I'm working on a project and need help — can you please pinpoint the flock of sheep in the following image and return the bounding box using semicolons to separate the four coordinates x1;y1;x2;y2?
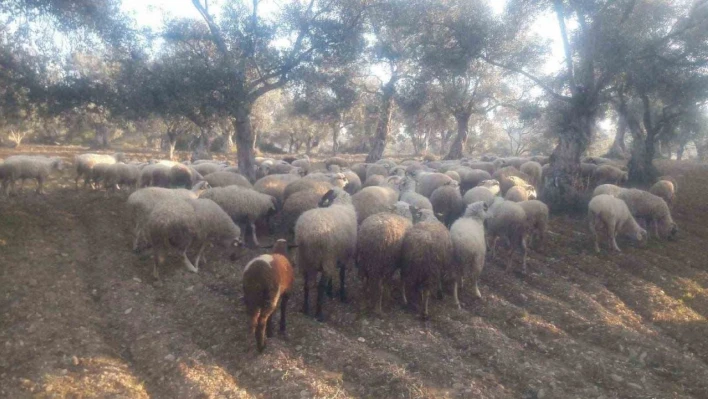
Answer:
0;151;679;352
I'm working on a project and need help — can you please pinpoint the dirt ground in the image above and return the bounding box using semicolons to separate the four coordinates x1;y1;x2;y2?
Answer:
1;146;708;398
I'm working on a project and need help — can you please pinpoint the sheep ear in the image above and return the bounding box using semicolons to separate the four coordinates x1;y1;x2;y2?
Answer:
483;203;489;211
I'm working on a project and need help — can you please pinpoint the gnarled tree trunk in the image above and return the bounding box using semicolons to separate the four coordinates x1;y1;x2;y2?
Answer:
606;112;628;159
332;123;340;154
93;125;111;149
234;105;257;182
445;111;471;160
627;94;660;185
366;81;395;163
221;131;234;153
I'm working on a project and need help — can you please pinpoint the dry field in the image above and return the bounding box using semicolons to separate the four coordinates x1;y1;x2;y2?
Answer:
1;146;708;398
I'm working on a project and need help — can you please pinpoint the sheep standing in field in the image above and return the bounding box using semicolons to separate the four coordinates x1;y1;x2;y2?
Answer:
478;179;501;195
414;172;454;198
291;155;310;174
190;198;242;269
520;161;543;187
588;194;647;253
430;182;465;227
486;199;529;274
2;156;64;195
280;190;323;233
401;205;453;319
324;156;350;169
357;212;412;313
518;200;549;249
398;177;434;210
139;163;171;188
593;164;628;186
617;188;678;240
283;173;347;202
169;164;204;189
146;197;200;279
200;186;277;247
365;164;389;181
191;162;223;176
504;184;537;202
204;171;252;188
253;174;300;206
650;180;676;209
243;239;294;353
592;183;623;198
463;186;497;206
74;153;124;189
295;188;357;321
104;163;141;192
492;166;533;195
450;167;492;193
450;202;488;305
351;186;399;224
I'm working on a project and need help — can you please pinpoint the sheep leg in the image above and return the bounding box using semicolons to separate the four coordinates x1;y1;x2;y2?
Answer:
265;313;274;338
181;241;199;273
608;222;621;252
471;256;482;299
339;262;347;303
315;274;327;322
453;280;461;310
250;221;260;247
302;273;310;315
521;236;528;274
491;236;499;259
36;177;45;195
256;312;272;353
152;248;165;280
193;242;207;270
421;290;430;320
590;216;600;253
652;219;659;239
279;293;289;334
376;279;384;314
326;277;334;298
401;279;408;306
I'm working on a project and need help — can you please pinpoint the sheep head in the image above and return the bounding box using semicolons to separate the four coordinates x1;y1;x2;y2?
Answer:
318;189;337;208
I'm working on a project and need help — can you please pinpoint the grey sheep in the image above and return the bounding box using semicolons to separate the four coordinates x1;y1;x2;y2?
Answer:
463;186;497;206
341;169;362;194
104;163;141;192
520;161;543;187
191;162;224;176
201;186;278;246
649;180;676;209
146;198;198;278
363;174;387;188
518;200;549;249
492;166;533;195
617;188;678;240
169;163;204;189
324;156;350;169
398;177;434;211
365;164;389;181
253;173;301;206
430;182;465;227
477;179;501;195
592;183;623;198
350;163;368;183
74;153;125;189
204;171;253;189
588;194;647;253
283;179;335;203
450;166;492;193
295;188;357;321
593;164;628;186
450;201;489;304
356;212;412;313
280;190;322;233
139;163;171;188
2;156;64;195
414;172;454;198
486;198;528;274
351;186;399;224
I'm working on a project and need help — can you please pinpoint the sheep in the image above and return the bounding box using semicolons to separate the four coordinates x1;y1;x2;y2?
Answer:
520;161;543;187
2;156;64;195
169;164;204;189
356;212;412;313
295;188;357;321
617;188;678;240
530;155;550;165
139;163;171;188
390;165;407;177
191;162;223;176
430;182;465;227
463;186;497;206
593;164;628;186
415;172;454;198
189;197;243;269
127;183;210;252
350;163;368;183
449;201;488;305
253;174;300;206
375;158;398;170
398;177;433;210
104;163;140;192
243;239;294;353
390;201;414;221
444;170;461;183
486;199;528;273
592;184;623;198
657;175;678;192
492;166;533;195
464;162;496;175
204;171;253;189
504;184;537;202
351;186;399;224
324;157;350;169
518;200;549;249
74;153;125;189
200;186;278;246
365;164;389;181
341;169;361;194
146;197;200;279
502;157;529;169
89;163;113;189
477;179;501;195
588;194;647;253
291;156;310;174
401;206;453;319
450;167;492;193
280;190;323;233
649;180;676;209
283;179;334;203
579;163;598;188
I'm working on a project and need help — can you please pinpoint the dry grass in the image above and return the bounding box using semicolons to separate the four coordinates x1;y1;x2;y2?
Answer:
1;146;707;398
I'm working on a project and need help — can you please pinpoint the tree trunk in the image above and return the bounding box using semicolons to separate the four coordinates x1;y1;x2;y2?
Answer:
332;123;340;154
365;81;395;163
677;140;687;161
627;94;659;184
306;135;314;155
93;125;111;149
166;132;178;160
221;131;234;153
234;105;257;182
445;112;471;160
606;112;628;159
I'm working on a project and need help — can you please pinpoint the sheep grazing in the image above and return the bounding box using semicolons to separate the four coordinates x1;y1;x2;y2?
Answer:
486;199;528;273
295;188;357;321
242;239;293;353
450;167;492;193
191;162;223;176
169;164;203;189
350;163;368;183
430;182;465;227
363;174;387;188
588;194;647;253
253;174;300;206
280;190;322;233
204;171;252;189
398;177;434;211
351;186;399;224
201;186;277;247
366;164;389;181
520;161;543;187
504;184;537;202
464;162;496;175
356;212;412;313
463;186;497;206
592;183;623;198
324;156;350;169
2;156;64;195
579;163;598;188
593;164;628;186
449;202;488;306
649;180;676;209
414;172;454;198
617;188;678;240
190;198;242;268
291;156;310;174
146;197;200;279
401;206;453;319
74;153;124;189
444;170;461;183
104;163;140;192
492;166;533;195
139;163;171;188
283;173;347;202
518;200;549;248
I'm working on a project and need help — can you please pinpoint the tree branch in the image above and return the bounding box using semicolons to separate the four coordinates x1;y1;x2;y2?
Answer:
191;0;228;56
553;0;576;92
481;56;570;102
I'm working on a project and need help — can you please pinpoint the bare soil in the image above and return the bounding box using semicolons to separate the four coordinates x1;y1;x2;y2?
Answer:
1;146;708;398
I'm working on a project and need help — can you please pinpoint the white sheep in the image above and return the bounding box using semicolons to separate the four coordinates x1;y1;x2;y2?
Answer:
593;164;628;186
189;198;242;269
146;197;200;279
104;163;141;192
200;186;277;246
2;156;64;195
518;200;549;249
592;183;623;198
204;171;252;189
486;198;528;273
617;188;678;240
253;173;301;206
463;186;496;206
398;177;433;211
295;188;357;321
450;201;488;305
351;186;399;224
588;194;647;253
414;172;454;198
74;153;124;189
